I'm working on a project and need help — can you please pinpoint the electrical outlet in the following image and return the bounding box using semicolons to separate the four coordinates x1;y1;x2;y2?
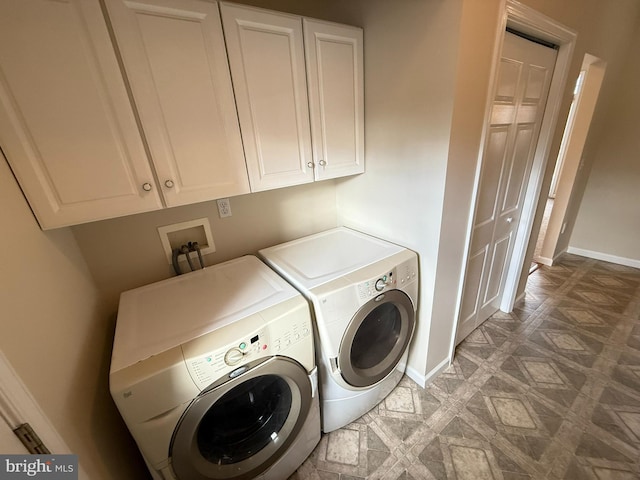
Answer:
217;198;232;218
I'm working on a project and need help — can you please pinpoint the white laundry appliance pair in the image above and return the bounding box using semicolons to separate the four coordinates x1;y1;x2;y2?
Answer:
110;227;418;480
260;227;419;433
110;255;320;480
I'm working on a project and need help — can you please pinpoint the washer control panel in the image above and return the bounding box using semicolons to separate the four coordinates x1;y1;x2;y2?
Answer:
183;317;312;390
272;318;312;353
185;327;268;389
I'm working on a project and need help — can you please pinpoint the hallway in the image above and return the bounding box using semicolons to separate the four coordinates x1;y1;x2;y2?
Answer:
291;254;640;479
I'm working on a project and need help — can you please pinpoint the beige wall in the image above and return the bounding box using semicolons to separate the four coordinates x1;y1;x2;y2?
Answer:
335;0;464;380
569;16;640;261
430;0;503;371
0;155;148;479
72;181;339;312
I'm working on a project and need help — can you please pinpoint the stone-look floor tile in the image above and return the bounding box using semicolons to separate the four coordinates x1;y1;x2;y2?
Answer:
526;271;568;297
578;270;640;296
512;290;547;324
565;285;633;315
627;324;640;353
612;351;640;392
575;432;635;463
547;302;626;342
431;352;482;396
326;429;361;465
588;260;640;278
585;383;640;452
289;257;640;479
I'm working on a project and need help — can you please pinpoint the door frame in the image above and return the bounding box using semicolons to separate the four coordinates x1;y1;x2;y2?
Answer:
499;3;576;310
451;1;576;348
536;55;606;265
0;349;79;459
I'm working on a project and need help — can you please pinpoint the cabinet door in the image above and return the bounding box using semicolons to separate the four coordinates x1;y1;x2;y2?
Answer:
0;0;162;229
304;20;364;181
221;3;314;192
104;0;249;207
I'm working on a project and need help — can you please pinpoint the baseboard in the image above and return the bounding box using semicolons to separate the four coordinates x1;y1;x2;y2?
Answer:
533;255;553;266
405;364;426;387
567;247;640;269
406;357;450;388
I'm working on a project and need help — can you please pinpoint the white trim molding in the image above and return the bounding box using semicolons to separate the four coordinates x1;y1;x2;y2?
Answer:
567;247;640;269
0;350;70;454
0;350;89;478
406;357;450;388
533;255;554;266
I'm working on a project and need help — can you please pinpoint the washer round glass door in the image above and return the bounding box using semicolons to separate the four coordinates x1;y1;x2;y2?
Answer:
338;289;415;388
170;356;311;480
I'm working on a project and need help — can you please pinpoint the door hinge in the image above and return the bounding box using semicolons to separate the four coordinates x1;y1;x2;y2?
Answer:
13;423;50;454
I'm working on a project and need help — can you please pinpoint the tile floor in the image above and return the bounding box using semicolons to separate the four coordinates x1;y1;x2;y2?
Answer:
289;254;640;479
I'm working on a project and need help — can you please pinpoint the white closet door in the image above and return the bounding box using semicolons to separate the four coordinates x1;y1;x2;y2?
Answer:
0;0;162;229
456;32;557;344
221;3;314;192
105;0;250;207
304;19;364;181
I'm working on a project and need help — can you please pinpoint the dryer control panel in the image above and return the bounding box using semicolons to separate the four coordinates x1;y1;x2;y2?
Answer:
356;256;418;301
396;257;418;287
357;270;396;299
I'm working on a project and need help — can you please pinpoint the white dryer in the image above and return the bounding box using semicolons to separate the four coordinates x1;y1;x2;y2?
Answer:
259;227;418;432
110;255;320;480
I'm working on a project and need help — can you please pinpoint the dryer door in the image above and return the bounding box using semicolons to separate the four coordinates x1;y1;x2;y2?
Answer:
170;356;311;480
338;289;415;387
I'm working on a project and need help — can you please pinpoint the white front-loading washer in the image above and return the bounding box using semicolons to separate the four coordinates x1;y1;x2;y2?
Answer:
259;227;418;432
110;255;320;480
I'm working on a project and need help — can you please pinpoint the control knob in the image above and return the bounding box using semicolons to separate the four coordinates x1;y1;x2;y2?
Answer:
224;348;244;366
375;278;387;291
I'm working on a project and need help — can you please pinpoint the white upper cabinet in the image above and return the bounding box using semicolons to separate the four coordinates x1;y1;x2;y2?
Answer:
304;19;364;181
0;0;364;229
0;0;163;229
220;3;314;192
221;3;364;192
104;0;250;207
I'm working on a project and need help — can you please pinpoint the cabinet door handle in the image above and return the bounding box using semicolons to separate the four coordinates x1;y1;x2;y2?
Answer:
164;180;175;188
318;159;327;167
307;162;315;168
142;182;153;192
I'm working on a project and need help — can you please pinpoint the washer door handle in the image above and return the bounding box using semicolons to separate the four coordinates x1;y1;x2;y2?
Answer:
229;366;249;379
